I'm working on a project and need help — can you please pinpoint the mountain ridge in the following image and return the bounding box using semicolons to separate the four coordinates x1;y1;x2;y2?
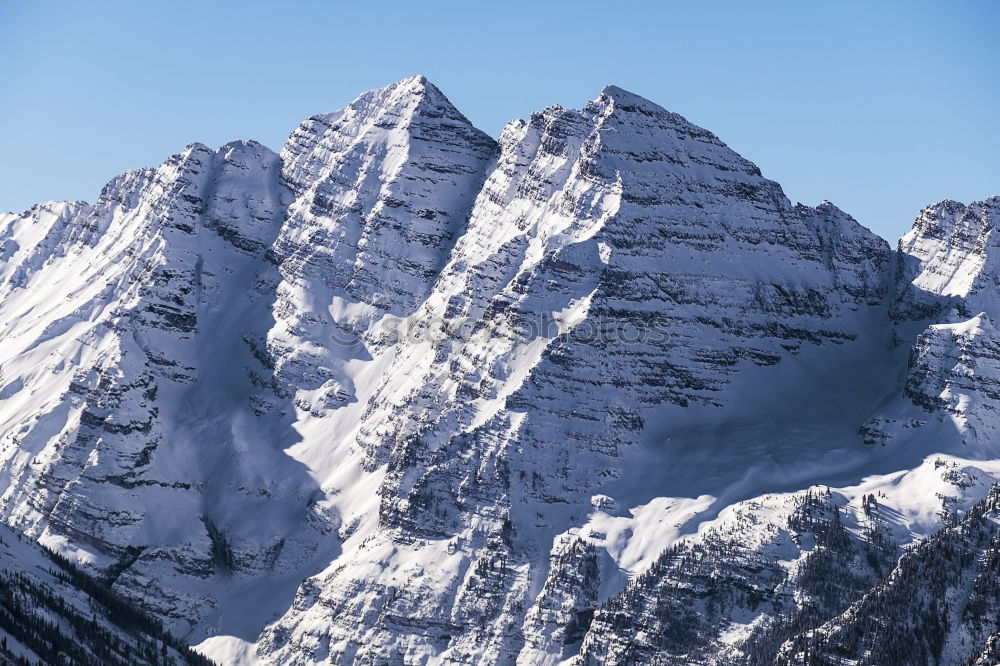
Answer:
1;76;999;665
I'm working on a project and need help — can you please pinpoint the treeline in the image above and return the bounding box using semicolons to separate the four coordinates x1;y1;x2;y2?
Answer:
0;535;215;666
577;488;899;666
776;484;1000;665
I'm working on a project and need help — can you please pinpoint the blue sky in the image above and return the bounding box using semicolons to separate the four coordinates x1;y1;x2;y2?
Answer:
1;1;997;241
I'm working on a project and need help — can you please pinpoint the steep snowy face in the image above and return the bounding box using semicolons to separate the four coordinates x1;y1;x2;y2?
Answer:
901;315;1000;446
359;83;893;484
0;200;93;288
864;199;1000;453
276;74;496;318
895;196;1000;319
256;85;893;665
265;75;497;412
0;140;323;632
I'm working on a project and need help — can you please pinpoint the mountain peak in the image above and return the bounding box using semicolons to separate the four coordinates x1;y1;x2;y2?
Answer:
375;73;441;102
586;83;724;149
280;74;493;199
396;73;431;90
908;197;1000;239
594;83;669;115
282;76;490;176
815;199;852;216
311;74;453;124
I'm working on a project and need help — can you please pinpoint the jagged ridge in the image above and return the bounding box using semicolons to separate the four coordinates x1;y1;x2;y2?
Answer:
0;77;998;666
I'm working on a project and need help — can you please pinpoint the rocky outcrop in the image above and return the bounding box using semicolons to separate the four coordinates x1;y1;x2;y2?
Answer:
574;489;896;666
864;198;1000;452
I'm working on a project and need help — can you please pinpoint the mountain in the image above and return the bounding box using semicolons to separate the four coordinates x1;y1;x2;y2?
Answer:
1;76;998;665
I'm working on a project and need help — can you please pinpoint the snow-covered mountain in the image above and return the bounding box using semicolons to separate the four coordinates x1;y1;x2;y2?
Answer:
1;75;999;665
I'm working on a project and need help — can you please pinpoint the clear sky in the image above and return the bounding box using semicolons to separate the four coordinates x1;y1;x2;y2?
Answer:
1;1;997;241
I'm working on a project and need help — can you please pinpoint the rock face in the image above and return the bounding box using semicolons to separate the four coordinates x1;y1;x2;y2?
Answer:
0;140;326;633
254;83;894;665
266;76;496;413
864;198;1000;454
1;77;999;665
575;488;896;666
894;197;1000;320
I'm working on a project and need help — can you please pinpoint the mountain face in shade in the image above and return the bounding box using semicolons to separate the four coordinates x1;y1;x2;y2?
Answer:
1;76;999;665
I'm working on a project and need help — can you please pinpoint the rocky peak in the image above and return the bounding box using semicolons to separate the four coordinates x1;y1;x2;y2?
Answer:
263;77;497;412
280;75;494;196
907;197;1000;241
895;195;1000;321
590;83;720;138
